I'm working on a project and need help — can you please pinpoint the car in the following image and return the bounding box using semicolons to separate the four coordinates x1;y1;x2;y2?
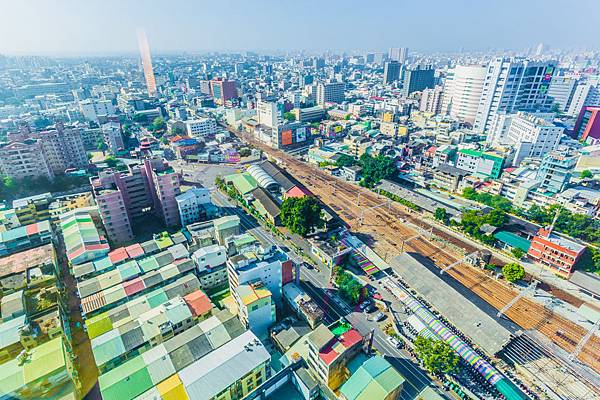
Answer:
359;299;371;310
365;304;376;313
303;263;314;270
387;336;402;349
375;312;386;322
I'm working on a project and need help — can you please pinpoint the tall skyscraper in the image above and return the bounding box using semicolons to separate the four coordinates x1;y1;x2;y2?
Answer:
473;58;556;134
317;82;345;105
389;47;408;63
402;65;435;97
383;61;401;85
137;29;157;97
441;64;487;124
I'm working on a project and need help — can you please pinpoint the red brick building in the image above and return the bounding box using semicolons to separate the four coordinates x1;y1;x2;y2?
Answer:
527;228;585;277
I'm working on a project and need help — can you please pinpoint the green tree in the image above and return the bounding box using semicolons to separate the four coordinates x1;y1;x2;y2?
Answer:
510;248;525;260
413;336;460;375
96;138;108;154
434;207;449;224
335;154;356;168
151;117;167;132
485;209;508;227
132;113;148;124
33;117;52;129
580;170;593;179
358;154;397;188
502;263;525;282
283;112;296;122
280;196;325;237
239;148;252;157
333;267;363;305
105;156;118;168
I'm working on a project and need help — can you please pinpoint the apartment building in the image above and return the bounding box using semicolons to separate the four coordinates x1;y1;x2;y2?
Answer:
101;122;124;154
185;117;217;137
234;282;276;339
91;158;181;245
528;228;585;278
317;82;345;105
34;123;88;174
0;140;54;180
306;324;363;390
176;187;212;227
227;247;293;305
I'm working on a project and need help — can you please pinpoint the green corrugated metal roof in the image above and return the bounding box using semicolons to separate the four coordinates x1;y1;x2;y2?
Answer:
99;355;153;400
493;231;531;252
147;289;169;308
118;260;141;280
92;331;125;366
225;173;258;195
86;312;113;339
339;356;404;400
138;256;160;273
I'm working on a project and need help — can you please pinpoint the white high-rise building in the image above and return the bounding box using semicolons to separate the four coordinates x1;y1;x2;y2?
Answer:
501;112;564;166
389;47;408;63
419;85;444;114
185;118;217;137
566;83;600;117
176;187;212;227
316;82;345;105
474;58;556;134
256;100;280;128
441;65;487;125
79;99;116;121
547;75;577;112
101;122;124;154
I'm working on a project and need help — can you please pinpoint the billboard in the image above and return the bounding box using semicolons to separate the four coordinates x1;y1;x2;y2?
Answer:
281;129;293;146
295;127;307;142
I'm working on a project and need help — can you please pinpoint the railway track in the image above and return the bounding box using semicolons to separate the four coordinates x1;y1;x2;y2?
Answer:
227;126;600;373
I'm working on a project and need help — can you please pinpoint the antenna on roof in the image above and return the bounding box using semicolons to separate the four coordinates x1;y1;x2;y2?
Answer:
548;207;561;235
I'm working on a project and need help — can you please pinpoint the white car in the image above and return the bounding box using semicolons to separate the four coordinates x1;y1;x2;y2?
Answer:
387;336;403;349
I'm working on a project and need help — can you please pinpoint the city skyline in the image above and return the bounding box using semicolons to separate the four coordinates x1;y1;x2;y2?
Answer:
1;0;599;55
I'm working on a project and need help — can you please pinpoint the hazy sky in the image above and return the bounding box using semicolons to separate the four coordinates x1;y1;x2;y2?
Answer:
1;0;598;55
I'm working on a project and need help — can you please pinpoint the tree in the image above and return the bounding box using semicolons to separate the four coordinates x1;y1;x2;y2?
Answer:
96;138;108;154
485;209;508;227
510;248;525;260
502;263;525;282
283;112;296;122
33;117;52;129
335;154;356;168
280;196;325;237
581;170;593;179
105;156;118;168
413;336;460;375
358;154;397;188
434;207;449;224
333;267;363;305
239;148;252;157
132;113;148;124
151;117;167;132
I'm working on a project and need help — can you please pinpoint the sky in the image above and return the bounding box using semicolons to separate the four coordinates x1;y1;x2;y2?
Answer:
0;0;598;55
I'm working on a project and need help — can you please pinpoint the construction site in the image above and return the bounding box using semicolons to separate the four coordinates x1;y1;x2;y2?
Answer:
225;125;600;386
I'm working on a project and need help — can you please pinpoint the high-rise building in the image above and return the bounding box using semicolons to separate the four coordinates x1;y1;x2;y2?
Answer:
137;29;157;97
547;74;577;112
185;118;217;137
0;140;54;181
35;123;88;174
574;106;600;145
383;61;401;85
176;187;212;227
101;122;124;154
474;58;556;134
316;82;345;105
419;85;444;114
489;112;563;165
91;157;182;244
210;78;237;105
389;47;408;63
441;65;487;125
566;83;600;117
402;65;435;97
536;149;576;194
256;100;280;128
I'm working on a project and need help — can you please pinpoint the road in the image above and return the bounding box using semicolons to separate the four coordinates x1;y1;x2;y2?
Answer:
221;123;600;374
182;161;444;398
299;263;445;400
